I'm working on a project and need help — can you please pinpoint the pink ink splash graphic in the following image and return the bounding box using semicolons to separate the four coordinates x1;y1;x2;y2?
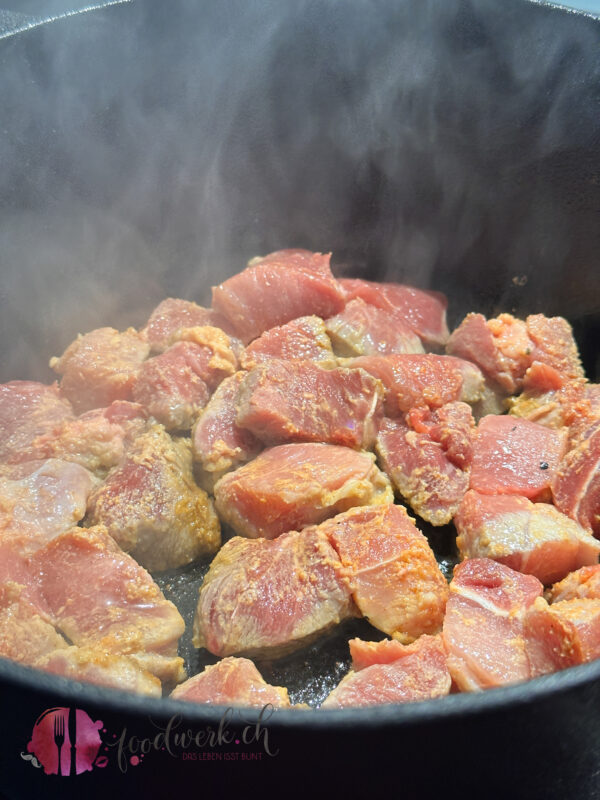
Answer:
26;707;106;776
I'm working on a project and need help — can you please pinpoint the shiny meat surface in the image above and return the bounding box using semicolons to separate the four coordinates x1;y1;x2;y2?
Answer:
325;298;424;357
212;250;345;343
240;315;336;369
170;657;291;707
236;361;384;449
193;527;354;657
456;490;600;584
214;443;393;539
339;278;449;346
322;635;451;708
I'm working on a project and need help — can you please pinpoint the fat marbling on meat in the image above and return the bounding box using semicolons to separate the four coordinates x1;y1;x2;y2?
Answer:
455;490;600;585
324;297;425;357
339;278;449;346
236;360;384;449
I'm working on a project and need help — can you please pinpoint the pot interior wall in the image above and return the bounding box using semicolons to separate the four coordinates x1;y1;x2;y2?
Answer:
0;0;598;381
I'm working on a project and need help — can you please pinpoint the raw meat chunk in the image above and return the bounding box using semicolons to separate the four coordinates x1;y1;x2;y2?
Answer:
240;315;336;370
470;415;564;500
50;327;150;413
548;565;600;603
214;443;393;539
191;372;262;490
86;425;220;572
29;525;186;684
447;313;533;393
344;354;484;415
211;250;345;343
236;361;384;449
442;558;543;691
321;635;451;708
455;491;600;585
170;657;291;707
141;297;236;351
324;298;424;357
376;403;474;525
326;505;448;642
552;419;600;535
0;381;75;465
0;459;96;546
193;528;354;657
339;278;449;346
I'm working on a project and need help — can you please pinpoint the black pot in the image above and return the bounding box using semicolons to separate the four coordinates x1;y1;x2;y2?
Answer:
0;1;599;797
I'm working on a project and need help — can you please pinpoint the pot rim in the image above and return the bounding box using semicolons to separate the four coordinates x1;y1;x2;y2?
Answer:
4;652;600;729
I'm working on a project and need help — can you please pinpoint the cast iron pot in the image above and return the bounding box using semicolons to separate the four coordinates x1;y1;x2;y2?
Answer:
0;1;599;797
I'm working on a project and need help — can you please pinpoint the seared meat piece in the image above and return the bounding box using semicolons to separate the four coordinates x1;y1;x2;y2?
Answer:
34;646;162;697
211;250;345;343
134;326;240;430
170;657;291;707
0;381;75;465
445;558;600;691
133;343;210;430
508;367;587;430
50;327;150;413
447;313;583;395
343;354;484;416
525;314;584;381
447;313;533;393
240;315;336;370
192;372;262;491
214;442;393;539
193;527;354;658
339;278;449;347
376;402;474;525
470;415;565;500
442;558;543;691
455;490;600;585
321;635;450;708
524;597;600;673
86;425;220;572
29;525;186;684
325;504;448;642
0;582;68;664
141;297;236;352
325;298;424;357
0;459;96;546
30;401;147;477
548;565;600;603
553;418;600;535
236;361;384;449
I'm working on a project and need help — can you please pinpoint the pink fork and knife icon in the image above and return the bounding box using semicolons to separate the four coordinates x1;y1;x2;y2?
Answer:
52;708;77;776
